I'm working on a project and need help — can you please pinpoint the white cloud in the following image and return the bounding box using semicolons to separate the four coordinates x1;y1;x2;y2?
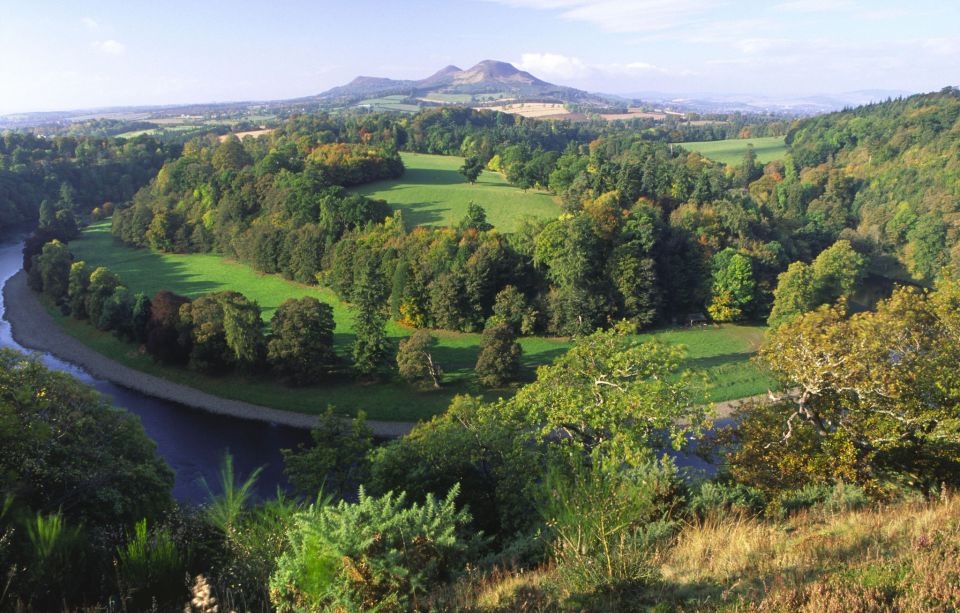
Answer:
484;0;717;33
81;17;100;30
516;52;591;78
92;40;126;56
516;52;691;82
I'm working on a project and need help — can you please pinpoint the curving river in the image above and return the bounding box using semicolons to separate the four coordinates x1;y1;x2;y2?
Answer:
0;240;310;503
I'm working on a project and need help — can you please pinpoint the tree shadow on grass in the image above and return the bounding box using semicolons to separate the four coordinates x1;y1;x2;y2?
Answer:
76;241;221;298
684;351;755;371
391;201;449;227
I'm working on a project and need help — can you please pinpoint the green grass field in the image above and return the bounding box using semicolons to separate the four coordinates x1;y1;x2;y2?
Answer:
358;96;422;113
677;136;788;165
61;221;774;421
353;153;561;232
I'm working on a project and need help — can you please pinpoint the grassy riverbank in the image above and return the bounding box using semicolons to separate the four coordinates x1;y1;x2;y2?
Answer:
54;222;775;421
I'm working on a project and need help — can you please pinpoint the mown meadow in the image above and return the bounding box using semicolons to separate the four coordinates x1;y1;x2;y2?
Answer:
353;152;561;231
677;135;787;165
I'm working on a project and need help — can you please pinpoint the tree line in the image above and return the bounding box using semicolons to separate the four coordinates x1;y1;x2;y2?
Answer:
26;237;524;388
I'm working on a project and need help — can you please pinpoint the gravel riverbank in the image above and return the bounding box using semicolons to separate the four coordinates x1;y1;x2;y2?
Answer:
2;271;415;437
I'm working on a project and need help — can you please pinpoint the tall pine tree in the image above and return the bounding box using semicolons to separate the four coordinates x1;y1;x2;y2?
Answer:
351;255;392;378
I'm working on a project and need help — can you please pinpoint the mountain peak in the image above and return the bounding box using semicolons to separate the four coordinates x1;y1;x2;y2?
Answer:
317;59;592;104
455;60;544;86
421;64;463;85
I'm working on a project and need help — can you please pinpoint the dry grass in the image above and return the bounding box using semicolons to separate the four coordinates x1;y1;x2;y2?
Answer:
475;102;569;118
443;494;960;611
655;493;960;610
424;566;558;612
219;128;273;141
600;109;669;121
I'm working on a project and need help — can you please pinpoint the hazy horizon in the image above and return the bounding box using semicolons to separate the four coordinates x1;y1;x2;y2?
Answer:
1;0;957;115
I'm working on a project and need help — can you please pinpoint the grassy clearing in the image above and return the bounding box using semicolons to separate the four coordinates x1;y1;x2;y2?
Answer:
358;96;421;113
354;152;562;232
677;136;788;165
62;221;774;420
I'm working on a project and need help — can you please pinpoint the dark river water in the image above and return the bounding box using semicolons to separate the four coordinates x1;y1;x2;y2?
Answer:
0;240;310;504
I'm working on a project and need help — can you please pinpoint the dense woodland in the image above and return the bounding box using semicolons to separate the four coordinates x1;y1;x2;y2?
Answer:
0;132;175;240
4;89;960;609
104;97;933;341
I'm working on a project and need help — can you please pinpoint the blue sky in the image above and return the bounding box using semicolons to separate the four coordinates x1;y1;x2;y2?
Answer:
1;0;957;114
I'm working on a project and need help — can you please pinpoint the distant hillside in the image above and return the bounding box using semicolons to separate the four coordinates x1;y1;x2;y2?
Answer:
314;59;604;106
784;86;960;281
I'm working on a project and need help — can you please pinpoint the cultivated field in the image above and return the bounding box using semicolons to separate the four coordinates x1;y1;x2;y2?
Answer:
218;128;274;141
358;95;421;113
61;221;775;420
599;108;670;121
677;136;788;165
474;102;569;118
353;152;561;232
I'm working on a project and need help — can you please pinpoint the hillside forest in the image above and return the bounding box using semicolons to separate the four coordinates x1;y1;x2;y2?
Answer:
3;87;960;609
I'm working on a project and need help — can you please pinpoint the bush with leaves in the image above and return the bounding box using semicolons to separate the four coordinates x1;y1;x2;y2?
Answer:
686;481;767;520
18;511;88;609
368;395;540;540
202;454;305;611
0;349;174;527
282;408;373;499
270;485;482;611
768;482;869;519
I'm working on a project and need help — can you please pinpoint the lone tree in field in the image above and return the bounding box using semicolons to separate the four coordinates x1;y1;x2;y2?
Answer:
397;329;443;388
475;321;522;388
268;296;337;385
459;156;485;184
458;202;493;233
352;256;393;378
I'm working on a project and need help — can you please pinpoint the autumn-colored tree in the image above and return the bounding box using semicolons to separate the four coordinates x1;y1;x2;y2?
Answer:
730;282;960;494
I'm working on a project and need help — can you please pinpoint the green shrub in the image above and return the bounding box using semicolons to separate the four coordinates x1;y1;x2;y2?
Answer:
538;459;684;596
270;485;482;611
202;453;262;533
688;481;767;519
770;481;869;518
20;511;87;608
214;494;306;612
116;519;188;610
